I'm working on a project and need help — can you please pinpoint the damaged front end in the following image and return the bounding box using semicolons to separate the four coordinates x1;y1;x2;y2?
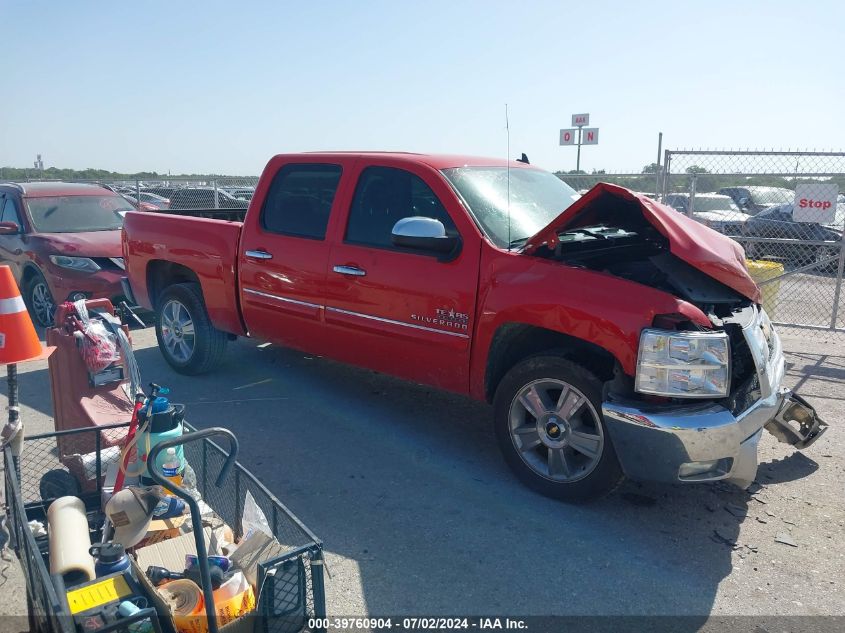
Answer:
523;184;828;488
767;393;828;450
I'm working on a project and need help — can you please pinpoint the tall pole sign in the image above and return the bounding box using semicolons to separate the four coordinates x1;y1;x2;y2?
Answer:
560;113;598;172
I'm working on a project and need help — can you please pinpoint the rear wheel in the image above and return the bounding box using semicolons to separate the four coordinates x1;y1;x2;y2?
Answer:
493;355;624;502
155;283;227;374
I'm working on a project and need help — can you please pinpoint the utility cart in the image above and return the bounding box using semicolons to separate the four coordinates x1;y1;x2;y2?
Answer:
4;422;326;633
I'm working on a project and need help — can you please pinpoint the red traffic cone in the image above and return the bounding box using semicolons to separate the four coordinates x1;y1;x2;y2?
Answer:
0;265;52;364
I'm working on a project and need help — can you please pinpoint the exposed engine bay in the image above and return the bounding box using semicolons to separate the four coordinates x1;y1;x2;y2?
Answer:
531;223;749;318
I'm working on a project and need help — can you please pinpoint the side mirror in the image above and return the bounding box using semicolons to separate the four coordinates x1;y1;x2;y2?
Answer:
391;217;460;259
0;221;20;235
738;197;750;209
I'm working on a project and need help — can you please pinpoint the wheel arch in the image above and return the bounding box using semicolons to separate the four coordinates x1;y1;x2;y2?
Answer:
484;322;618;403
146;260;201;309
20;262;42;287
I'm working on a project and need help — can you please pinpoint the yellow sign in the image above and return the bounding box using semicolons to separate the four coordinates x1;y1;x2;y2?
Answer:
66;575;132;614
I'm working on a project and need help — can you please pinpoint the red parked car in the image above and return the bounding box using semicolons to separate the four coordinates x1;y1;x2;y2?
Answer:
121;153;827;501
0;182;133;326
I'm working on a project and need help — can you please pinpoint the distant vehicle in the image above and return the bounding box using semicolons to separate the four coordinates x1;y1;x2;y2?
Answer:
169;188;250;210
718;186;794;214
225;188;254;201
123;191;171;209
742;202;843;271
664;193;749;236
142;187;178;199
0;182;132;326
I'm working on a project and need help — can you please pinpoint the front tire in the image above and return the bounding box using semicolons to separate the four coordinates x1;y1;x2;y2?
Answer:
25;270;56;327
493;355;624;502
155;283;227;374
814;245;840;273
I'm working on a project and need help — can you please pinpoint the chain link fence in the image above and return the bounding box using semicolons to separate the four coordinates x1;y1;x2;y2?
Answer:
558;172;661;199
15;153;844;335
24;176;260;216
661;150;845;336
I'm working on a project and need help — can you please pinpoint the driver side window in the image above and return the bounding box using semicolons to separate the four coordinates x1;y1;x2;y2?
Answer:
345;167;457;249
1;196;22;228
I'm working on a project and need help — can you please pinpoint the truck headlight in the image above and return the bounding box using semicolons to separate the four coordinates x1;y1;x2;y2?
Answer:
635;329;731;398
49;255;101;273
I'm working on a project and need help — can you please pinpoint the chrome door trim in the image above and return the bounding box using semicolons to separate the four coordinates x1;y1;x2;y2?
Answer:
243;287;321;310
244;250;273;260
332;265;366;277
243;289;469;338
325;306;469;338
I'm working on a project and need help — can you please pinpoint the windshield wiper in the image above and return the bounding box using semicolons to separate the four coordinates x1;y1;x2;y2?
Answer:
508;237;528;249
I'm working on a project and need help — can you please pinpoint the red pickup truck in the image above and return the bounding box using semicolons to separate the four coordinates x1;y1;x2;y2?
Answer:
121;153;827;501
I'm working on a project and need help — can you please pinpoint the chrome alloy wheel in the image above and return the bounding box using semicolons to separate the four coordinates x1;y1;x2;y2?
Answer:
508;378;605;482
31;281;55;326
160;299;196;363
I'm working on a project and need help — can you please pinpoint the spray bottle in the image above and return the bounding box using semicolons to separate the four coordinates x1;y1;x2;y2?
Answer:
135;385;185;489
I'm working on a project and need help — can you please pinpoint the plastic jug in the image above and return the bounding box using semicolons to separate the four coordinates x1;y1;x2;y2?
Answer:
136;396;185;486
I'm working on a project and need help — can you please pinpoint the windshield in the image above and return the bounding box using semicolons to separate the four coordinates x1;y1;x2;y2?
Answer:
25;195;131;233
442;167;579;247
750;188;794;205
693;196;740;212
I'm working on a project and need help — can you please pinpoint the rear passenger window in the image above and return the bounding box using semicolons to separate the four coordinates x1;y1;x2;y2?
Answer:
345;166;456;249
260;164;342;239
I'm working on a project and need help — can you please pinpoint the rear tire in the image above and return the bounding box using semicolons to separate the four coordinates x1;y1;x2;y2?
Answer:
493;355;624;502
155;283;227;374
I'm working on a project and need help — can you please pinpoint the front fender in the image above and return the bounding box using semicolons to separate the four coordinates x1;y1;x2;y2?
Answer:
469;251;709;400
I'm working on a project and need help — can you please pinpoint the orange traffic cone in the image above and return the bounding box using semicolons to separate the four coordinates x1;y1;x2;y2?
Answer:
0;265;51;364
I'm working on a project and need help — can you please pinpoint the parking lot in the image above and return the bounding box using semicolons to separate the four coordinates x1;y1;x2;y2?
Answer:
2;325;843;625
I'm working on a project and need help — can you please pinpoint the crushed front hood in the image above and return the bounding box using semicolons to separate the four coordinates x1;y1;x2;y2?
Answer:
523;183;761;303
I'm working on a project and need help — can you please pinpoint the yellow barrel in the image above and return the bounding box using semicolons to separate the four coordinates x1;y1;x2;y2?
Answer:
746;259;784;318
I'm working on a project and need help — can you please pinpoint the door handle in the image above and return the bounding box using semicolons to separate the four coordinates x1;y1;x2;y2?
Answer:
244;249;273;260
333;265;366;277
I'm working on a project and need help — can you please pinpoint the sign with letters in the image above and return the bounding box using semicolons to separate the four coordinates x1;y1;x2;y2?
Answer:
571;113;590;127
559;129;577;145
793;183;839;224
580;128;599;145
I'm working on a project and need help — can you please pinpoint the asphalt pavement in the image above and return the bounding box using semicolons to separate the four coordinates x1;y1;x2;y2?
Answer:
1;326;843;628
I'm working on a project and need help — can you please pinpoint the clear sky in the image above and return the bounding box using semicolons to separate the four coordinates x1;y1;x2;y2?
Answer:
2;0;843;176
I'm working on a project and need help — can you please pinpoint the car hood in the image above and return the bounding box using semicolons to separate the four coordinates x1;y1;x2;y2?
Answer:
523;183;761;303
35;230;123;257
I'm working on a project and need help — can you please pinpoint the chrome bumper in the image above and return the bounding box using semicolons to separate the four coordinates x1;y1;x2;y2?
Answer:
603;307;828;488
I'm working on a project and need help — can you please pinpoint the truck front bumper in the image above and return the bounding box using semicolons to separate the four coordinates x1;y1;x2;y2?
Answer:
602;307;828;488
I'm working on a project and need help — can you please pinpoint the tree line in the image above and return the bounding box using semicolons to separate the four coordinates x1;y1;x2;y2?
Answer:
0;166;250;181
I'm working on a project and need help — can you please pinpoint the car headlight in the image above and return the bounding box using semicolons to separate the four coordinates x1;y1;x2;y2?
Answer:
635;329;731;398
49;255;101;273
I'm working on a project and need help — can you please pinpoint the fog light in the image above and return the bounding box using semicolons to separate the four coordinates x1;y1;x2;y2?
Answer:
69;292;88;302
677;459;731;480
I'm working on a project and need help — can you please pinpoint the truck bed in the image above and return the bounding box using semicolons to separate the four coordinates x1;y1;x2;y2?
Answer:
144;207;248;222
122;210;246;335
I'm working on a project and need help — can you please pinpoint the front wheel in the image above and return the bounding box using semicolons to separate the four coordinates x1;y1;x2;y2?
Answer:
155;283;227;375
493;355;624;502
25;271;55;327
814;245;840;273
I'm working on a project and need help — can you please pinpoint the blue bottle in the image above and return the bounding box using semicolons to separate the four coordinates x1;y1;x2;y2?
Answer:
90;543;131;577
136;396;185;486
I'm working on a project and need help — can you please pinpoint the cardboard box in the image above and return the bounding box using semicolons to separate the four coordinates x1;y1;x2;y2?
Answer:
133;526;255;633
136;514;191;548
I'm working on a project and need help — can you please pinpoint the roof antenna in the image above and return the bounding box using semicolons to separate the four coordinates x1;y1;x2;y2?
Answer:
506;103;511;251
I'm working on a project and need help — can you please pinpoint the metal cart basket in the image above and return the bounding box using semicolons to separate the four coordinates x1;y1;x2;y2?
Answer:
4;422;326;633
